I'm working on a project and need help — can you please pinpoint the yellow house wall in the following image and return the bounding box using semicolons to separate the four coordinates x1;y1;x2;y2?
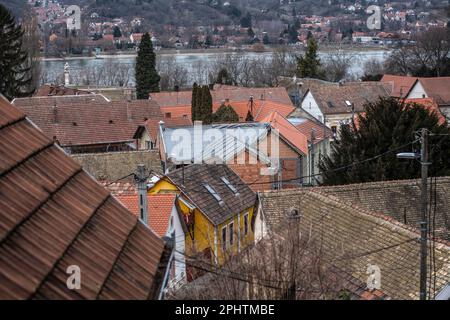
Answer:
149;177;255;265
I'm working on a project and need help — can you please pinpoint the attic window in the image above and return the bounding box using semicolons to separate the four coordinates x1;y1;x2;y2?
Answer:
327;101;334;108
165;112;172;118
109;120;114;124
204;184;224;205
345;100;352;108
72;122;77;126
221;177;239;195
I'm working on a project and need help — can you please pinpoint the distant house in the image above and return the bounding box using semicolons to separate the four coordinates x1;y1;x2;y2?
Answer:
381;74;418;98
382;75;450;119
0;97;171;300
255;181;450;300
149;164;257;276
12;94;163;154
288;117;333;185
133;117;192;150
130;33;144;44
300;81;390;136
406;77;450;118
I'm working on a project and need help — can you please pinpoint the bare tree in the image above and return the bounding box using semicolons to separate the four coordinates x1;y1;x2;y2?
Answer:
157;56;189;91
167;219;348;300
385;27;450;76
322;46;355;82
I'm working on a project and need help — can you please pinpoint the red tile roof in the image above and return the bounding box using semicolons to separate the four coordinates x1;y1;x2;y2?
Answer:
381;74;418;98
160;99;295;123
0;97;169;299
404;98;447;124
259;111;309;155
150;85;293;108
418;77;450;106
115;194;176;237
12;95;163;147
293;118;333;143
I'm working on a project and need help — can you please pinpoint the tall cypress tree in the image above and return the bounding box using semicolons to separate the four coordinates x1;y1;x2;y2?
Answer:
135;32;160;99
200;85;213;124
0;4;34;100
191;83;199;121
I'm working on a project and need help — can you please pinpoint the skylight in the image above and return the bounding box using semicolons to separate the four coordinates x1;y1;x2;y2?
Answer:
204;184;224;204
221;177;239;195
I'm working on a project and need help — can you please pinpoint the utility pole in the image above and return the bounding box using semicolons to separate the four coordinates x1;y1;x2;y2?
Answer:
419;128;429;300
136;164;148;226
396;128;429;300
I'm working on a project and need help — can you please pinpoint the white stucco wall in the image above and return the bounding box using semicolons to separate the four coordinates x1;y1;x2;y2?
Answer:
407;81;427;99
166;205;186;286
301;91;324;123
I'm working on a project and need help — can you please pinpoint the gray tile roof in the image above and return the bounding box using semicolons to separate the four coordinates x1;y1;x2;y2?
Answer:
166;164;256;225
258;188;450;299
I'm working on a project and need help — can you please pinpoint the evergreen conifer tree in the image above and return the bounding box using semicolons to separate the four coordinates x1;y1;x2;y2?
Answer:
135;32;160;99
319;97;450;185
296;37;322;78
0;4;34;100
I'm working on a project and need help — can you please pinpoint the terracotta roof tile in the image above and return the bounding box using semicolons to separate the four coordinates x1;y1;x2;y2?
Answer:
291;118;333;142
12;95;163;147
418;77;450;106
259;111;309;155
115;194;176;237
381;74;418;98
405;98;447;124
0;97;169;300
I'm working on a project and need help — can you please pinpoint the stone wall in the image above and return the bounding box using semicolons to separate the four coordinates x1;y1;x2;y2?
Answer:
72;150;162;182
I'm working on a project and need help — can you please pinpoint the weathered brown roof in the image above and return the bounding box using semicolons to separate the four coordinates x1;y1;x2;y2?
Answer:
258;188;450;300
12;95;163;147
166;164;256;225
418;77;450;106
381;74;418;98
0;98;169;300
134;117;192;143
34;85;93;97
308;82;390;115
292;118;333;143
310;177;450;241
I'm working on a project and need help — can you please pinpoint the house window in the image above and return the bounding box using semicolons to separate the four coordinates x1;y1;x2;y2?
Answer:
244;213;249;236
146;140;154;150
229;222;234;246
222;226;227;251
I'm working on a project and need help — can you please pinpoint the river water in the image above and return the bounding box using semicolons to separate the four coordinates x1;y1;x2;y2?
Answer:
41;49;391;86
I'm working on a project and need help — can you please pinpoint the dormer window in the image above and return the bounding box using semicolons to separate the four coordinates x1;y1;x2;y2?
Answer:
204;184;223;205
221;177;239;195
